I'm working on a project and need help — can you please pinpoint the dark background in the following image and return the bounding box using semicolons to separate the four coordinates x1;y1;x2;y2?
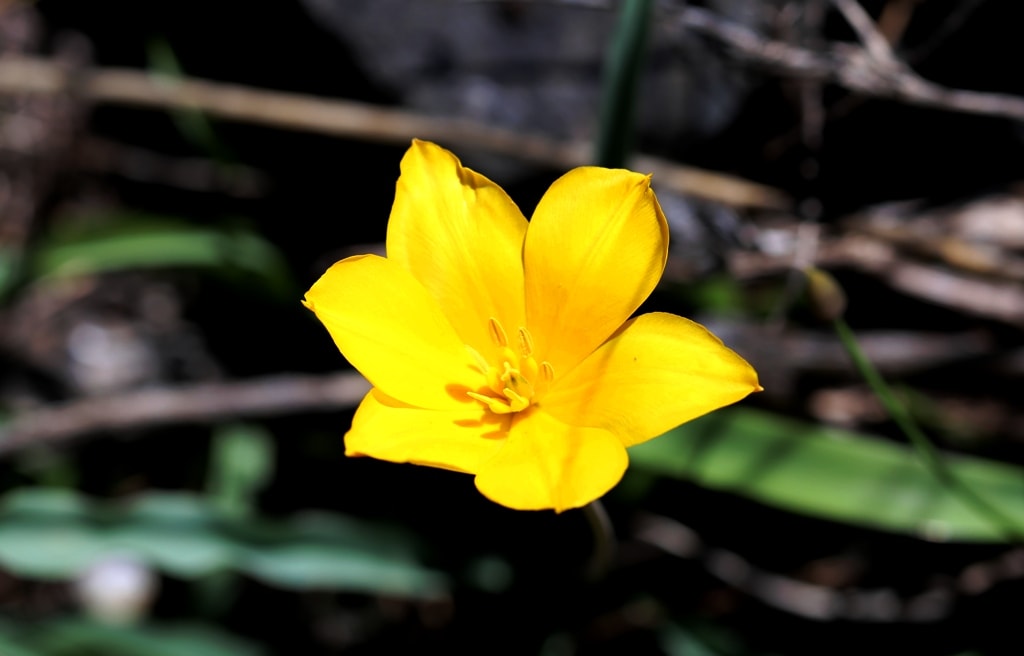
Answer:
1;0;1022;654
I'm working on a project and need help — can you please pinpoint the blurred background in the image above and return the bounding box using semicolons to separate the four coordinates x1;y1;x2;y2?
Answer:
1;0;1023;654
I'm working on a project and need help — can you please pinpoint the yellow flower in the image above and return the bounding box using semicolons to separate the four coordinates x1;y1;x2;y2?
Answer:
303;140;761;512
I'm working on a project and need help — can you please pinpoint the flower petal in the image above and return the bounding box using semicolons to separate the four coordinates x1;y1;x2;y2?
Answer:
346;389;507;474
474;408;628;512
387;140;528;358
303;254;483;409
542;312;761;446
524;166;669;376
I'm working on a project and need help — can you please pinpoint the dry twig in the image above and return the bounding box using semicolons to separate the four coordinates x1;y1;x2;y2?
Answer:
679;6;1024;122
830;0;897;64
0;372;370;458
0;56;789;210
729;231;1024;326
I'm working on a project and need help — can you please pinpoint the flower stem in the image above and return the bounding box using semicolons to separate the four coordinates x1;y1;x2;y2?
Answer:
594;0;654;168
833;317;1024;542
582;499;616;580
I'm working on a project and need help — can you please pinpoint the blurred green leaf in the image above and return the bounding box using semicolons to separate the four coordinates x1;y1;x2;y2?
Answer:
661;620;780;656
1;485;92;517
0;619;262;656
242;542;445;595
0;520;108;578
120;492;220;524
594;0;653;167
680;276;749;316
628;408;1024;542
147;38;234;161
0;488;107;577
29;213;292;297
464;554;513;593
0;488;447;598
106;523;237;578
0;244;24;302
236;511;447;595
661;624;723;656
0;634;46;656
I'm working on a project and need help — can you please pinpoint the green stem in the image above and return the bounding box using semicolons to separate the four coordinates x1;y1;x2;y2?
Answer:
582;499;616;580
594;0;654;168
834;317;1023;542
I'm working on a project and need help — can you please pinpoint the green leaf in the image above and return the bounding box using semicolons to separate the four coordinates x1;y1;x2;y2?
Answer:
234;511;446;595
13;619;263;656
660;620;781;656
0;244;24;301
0;488;106;577
660;624;724;656
628;408;1024;542
0;635;46;656
120;492;220;525
241;543;447;596
1;486;92;518
29;213;292;297
105;523;237;578
0;520;108;578
0;488;447;598
594;0;653;167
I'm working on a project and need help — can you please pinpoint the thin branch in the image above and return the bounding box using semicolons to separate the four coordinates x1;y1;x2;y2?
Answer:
679;6;1024;122
727;232;1024;326
0;56;789;210
830;0;896;64
0;373;371;458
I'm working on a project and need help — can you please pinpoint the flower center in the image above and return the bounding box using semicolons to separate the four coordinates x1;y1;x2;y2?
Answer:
466;317;554;415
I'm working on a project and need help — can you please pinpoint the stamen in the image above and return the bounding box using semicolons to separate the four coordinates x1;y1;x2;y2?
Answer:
517;327;534;357
467;391;516;415
502;388;530;412
468;320;554;415
488;317;508;347
501;346;518;368
522;356;539;384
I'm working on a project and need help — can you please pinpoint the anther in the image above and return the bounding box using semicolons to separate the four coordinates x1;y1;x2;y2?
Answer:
517;327;534;357
488;317;508;347
468;320;551;415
